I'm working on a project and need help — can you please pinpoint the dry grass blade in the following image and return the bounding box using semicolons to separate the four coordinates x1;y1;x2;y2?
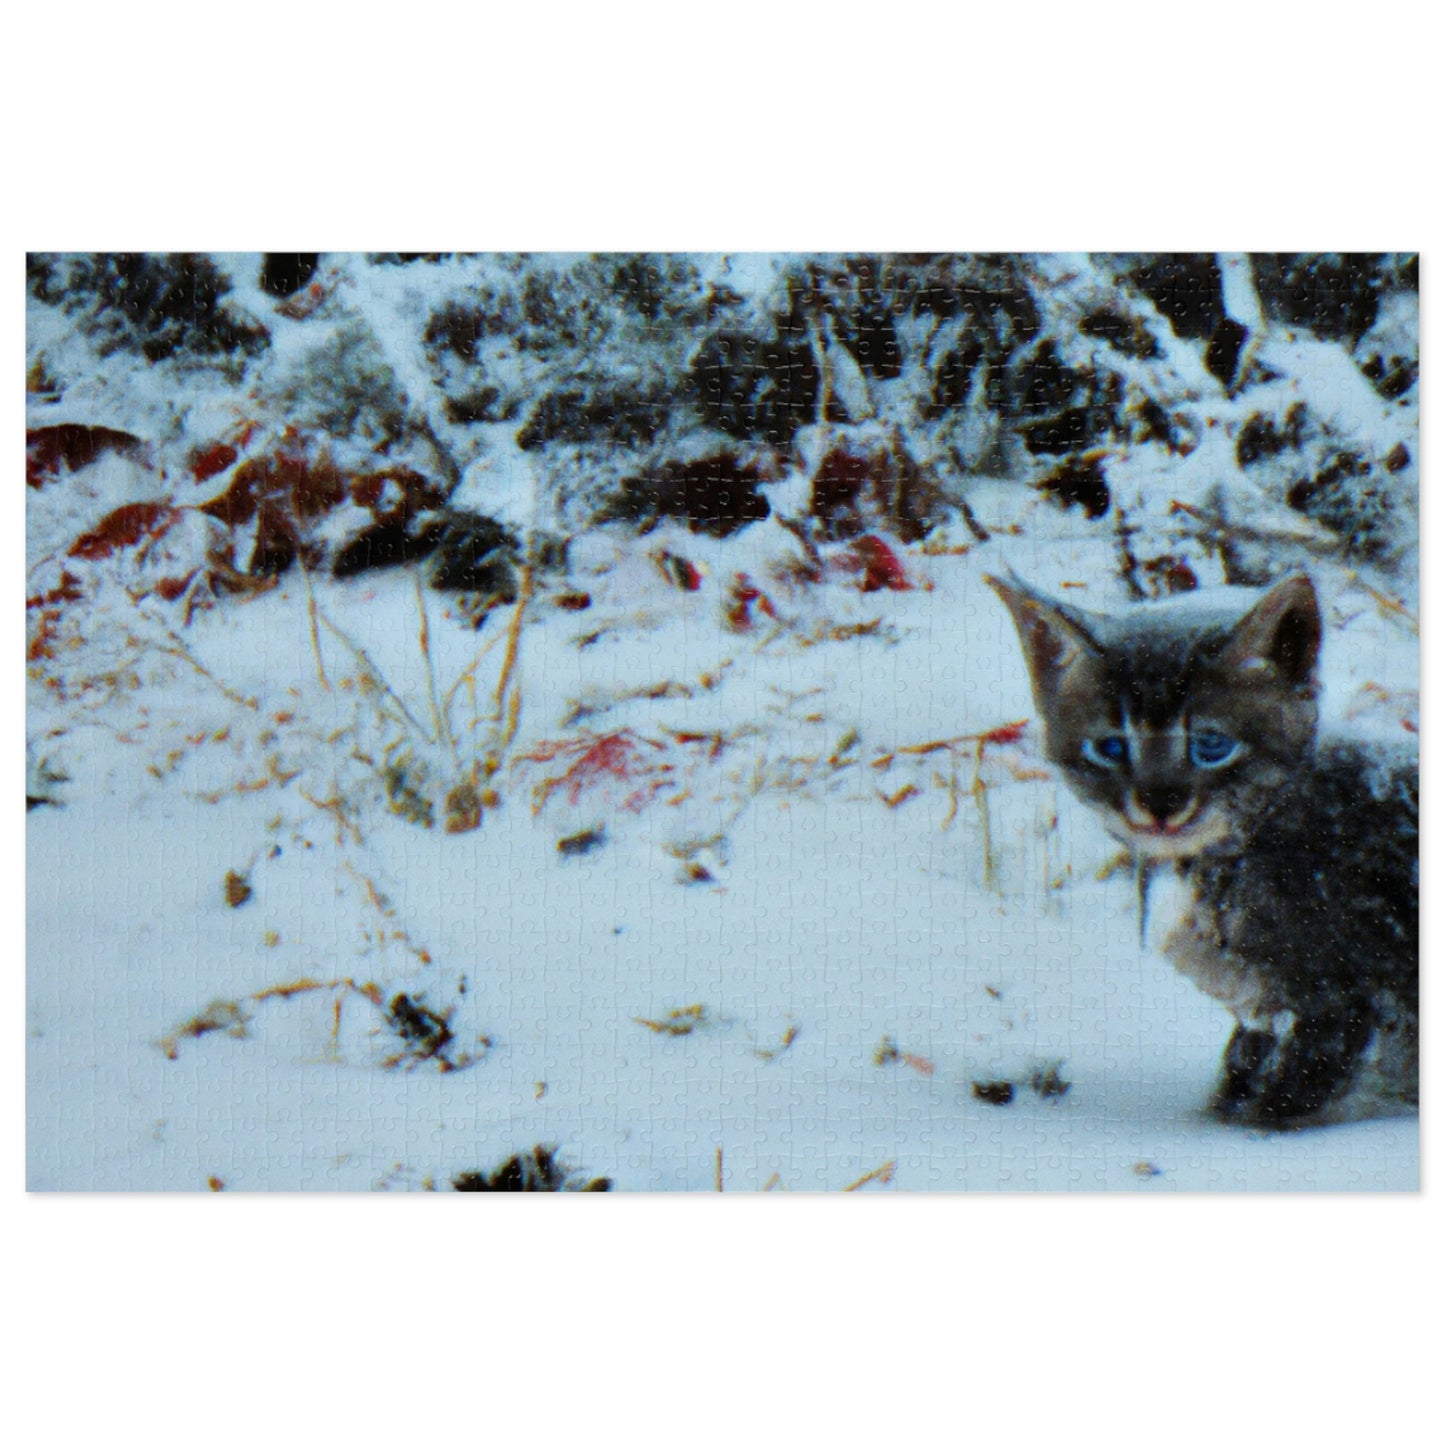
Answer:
972;737;995;885
635;1004;708;1036
842;1160;896;1192
297;549;330;691
317;612;430;740
1347;571;1419;634
146;627;259;711
415;571;452;761
493;563;533;736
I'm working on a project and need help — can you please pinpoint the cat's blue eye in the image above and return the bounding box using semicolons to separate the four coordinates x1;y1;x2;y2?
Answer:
1082;735;1129;768
1189;730;1242;769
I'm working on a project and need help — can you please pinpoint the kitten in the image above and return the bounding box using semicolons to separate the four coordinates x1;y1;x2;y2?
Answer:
987;572;1417;1128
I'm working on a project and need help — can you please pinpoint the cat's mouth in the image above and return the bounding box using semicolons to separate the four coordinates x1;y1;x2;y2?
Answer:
1114;802;1230;858
1129;816;1198;839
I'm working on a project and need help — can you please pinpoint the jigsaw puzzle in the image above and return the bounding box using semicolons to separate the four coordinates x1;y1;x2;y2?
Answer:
25;252;1419;1191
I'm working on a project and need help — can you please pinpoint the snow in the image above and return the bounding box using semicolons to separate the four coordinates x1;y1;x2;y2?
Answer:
25;252;1418;1191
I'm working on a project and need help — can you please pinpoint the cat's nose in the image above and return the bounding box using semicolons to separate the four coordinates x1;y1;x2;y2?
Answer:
1133;785;1191;824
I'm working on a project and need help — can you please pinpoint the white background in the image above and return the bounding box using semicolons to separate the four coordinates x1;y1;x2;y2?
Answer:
5;3;1438;1440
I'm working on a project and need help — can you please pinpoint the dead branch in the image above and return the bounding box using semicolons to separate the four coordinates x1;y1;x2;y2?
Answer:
842;1160;896;1192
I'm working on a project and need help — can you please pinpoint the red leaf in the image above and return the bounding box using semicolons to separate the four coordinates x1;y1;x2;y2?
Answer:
68;502;177;560
154;571;200;601
27;425;145;488
978;720;1029;748
726;573;774;630
852;535;911;592
190;441;239;482
26;571;83;609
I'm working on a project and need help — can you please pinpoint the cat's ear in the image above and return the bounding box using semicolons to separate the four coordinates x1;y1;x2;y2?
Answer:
1220;574;1321;687
985;575;1100;701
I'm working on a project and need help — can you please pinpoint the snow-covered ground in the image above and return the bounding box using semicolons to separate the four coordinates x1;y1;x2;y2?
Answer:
26;253;1419;1190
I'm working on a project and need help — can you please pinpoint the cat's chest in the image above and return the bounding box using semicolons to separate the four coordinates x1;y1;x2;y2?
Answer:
1146;864;1273;1022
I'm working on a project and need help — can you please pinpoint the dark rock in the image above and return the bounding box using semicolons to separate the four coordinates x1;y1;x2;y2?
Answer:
558;827;606;857
331;520;442;578
1129;254;1224;340
1129;396;1189;453
516;381;670;452
926;331;986;416
424;300;491;360
884;255;1040;343
1287;450;1395;560
443;387;508;424
689;328;819;446
1079;308;1159;359
1204;316;1249;387
1016;339;1079;417
1360;352;1417;400
1235;403;1308;467
604;454;772;538
259;253;320;298
1021;406;1098;456
1011;342;1120;456
827;267;903;379
1253;253;1389;345
1035;454;1111;520
30;253;269;362
428;512;520;598
451;1145;611;1192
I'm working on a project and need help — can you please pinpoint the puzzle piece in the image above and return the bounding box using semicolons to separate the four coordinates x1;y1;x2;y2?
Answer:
25;252;1419;1191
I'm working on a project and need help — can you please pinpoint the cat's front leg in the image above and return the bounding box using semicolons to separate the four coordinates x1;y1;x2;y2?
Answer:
1210;1022;1278;1117
1212;1009;1374;1128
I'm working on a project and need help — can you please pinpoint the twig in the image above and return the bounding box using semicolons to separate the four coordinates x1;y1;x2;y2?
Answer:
492;564;533;754
941;757;961;831
415;572;453;760
1169;500;1341;557
146;630;259;711
872;722;1029;770
809;312;831;425
959;500;991;543
842;1160;896;1192
1347;571;1419;634
1113;500;1147;601
714;1145;724;1193
972;737;995;887
300;785;364;846
317;612;430;740
296;550;331;691
443;629;505;724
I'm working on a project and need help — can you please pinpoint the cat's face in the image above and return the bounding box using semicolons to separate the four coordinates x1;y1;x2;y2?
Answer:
987;574;1321;860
